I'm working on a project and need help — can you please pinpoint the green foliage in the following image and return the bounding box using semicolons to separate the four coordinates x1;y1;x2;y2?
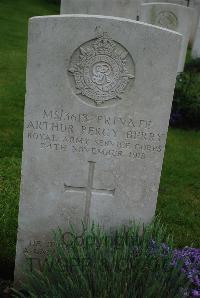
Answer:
46;0;60;4
157;128;200;248
13;222;189;298
185;57;200;73
0;0;59;276
172;58;200;128
0;158;20;277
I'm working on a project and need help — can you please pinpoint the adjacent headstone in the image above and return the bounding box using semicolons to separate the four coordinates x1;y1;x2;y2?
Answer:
140;3;194;72
142;0;188;6
188;0;200;45
60;0;141;20
189;10;199;45
14;14;181;284
190;0;200;47
192;17;200;57
141;0;198;46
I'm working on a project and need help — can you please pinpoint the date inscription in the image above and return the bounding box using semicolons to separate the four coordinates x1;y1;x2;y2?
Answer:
25;108;166;160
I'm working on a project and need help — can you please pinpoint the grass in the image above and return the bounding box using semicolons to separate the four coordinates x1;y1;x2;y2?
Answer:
0;0;59;278
157;129;200;248
0;0;199;279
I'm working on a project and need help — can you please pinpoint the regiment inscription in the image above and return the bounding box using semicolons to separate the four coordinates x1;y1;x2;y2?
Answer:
26;108;165;160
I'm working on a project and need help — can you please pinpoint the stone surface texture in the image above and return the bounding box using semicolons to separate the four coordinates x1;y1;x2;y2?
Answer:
188;0;200;45
142;0;188;5
190;0;200;48
141;0;198;46
189;10;199;45
60;0;141;20
141;3;194;72
192;17;200;57
14;14;181;283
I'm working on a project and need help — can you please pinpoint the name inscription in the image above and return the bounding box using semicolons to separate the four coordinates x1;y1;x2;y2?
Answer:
25;108;166;160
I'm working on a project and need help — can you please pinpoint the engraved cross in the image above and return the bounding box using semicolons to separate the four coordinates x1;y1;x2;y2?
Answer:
64;161;115;225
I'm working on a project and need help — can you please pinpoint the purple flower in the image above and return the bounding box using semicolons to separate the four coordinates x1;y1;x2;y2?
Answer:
172;247;200;297
191;290;200;297
148;241;200;297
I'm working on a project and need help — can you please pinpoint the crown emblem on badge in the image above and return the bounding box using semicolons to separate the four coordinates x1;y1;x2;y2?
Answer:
68;31;135;106
93;32;116;55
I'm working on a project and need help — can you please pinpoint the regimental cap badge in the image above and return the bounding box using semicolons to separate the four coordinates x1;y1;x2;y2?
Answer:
68;30;135;107
154;11;178;31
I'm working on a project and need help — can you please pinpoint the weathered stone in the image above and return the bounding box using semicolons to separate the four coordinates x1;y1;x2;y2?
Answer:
189;0;200;48
14;14;181;283
60;0;141;20
142;0;188;5
141;3;194;72
141;0;198;46
192;17;200;57
187;0;199;45
189;10;199;46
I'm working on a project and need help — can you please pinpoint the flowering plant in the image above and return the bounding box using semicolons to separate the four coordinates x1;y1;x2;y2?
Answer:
13;222;199;297
172;247;200;297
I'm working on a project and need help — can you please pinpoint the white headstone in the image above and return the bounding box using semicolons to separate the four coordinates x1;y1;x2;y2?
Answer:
190;0;200;47
14;14;181;283
142;0;199;47
189;11;199;45
60;0;141;20
192;17;200;57
141;0;188;6
141;3;194;72
188;0;200;45
191;0;200;13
